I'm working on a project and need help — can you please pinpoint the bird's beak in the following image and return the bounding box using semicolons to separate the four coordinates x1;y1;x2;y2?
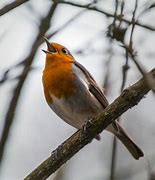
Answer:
42;37;57;54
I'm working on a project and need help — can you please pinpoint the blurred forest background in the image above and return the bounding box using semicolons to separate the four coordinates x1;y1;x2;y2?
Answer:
0;0;155;180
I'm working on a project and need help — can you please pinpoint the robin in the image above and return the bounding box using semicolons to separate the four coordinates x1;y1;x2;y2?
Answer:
42;37;143;159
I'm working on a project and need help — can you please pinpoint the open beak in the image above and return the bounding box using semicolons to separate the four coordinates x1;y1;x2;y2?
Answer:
42;37;56;54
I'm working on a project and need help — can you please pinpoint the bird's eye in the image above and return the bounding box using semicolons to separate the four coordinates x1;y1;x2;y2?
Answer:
62;48;69;55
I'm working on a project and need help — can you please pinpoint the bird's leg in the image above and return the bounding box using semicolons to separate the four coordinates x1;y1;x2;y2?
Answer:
82;118;93;132
82;119;101;141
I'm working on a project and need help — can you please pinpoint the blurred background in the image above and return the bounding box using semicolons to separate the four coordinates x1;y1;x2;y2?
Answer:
0;0;155;179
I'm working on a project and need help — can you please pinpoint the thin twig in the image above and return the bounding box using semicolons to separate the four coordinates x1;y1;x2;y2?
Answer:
121;51;129;91
58;0;155;31
122;0;146;77
0;0;29;16
0;60;27;85
24;68;155;180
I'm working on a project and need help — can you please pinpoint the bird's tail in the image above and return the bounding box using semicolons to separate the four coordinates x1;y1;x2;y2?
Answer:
110;121;144;160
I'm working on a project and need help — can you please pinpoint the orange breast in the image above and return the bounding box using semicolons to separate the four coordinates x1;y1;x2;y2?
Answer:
42;62;76;103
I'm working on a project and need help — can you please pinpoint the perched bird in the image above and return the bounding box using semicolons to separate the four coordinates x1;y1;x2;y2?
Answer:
42;38;144;159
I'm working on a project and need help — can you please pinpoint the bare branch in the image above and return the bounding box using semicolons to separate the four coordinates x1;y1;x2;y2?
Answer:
24;69;155;180
58;0;155;31
0;0;29;16
126;0;146;76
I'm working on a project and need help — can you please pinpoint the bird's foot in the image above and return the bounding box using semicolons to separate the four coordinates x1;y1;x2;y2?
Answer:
82;119;93;132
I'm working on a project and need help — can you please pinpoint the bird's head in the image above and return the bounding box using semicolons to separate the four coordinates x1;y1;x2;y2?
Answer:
42;37;75;65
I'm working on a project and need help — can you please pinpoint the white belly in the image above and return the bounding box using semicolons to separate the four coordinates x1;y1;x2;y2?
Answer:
49;92;103;129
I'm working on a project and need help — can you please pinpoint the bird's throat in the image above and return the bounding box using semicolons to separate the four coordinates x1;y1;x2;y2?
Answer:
42;63;76;102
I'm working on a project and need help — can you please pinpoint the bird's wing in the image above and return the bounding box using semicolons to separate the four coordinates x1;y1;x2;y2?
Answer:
74;62;144;159
74;61;109;109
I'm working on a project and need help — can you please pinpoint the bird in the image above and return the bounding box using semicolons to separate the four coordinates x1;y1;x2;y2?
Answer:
42;37;144;160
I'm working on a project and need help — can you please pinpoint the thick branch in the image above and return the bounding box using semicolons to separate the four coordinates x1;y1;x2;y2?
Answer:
0;0;29;16
24;69;155;180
